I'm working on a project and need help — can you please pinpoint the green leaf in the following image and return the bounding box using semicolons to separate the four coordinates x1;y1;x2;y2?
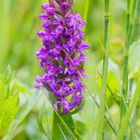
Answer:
38;106;47;134
0;66;15;101
4;65;15;87
98;59;121;105
98;58;120;77
74;120;86;136
129;40;140;79
38;103;51;139
4;93;41;140
0;94;18;137
62;114;75;133
0;66;20;139
129;40;140;70
53;111;77;140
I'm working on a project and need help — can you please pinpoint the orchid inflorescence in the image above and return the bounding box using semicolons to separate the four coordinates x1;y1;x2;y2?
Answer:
35;0;89;114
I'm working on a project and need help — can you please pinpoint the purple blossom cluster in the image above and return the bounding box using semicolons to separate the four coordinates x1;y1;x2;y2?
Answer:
35;0;89;114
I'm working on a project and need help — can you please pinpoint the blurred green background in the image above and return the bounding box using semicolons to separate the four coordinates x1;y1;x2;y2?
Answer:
0;0;125;84
0;0;139;87
0;0;139;140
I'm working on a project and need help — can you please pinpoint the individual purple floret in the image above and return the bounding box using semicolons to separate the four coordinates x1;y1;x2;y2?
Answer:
35;0;89;114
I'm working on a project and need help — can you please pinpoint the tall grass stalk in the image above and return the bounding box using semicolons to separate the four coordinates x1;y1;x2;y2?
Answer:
117;79;140;140
98;0;110;139
121;0;138;120
121;0;131;119
83;0;117;136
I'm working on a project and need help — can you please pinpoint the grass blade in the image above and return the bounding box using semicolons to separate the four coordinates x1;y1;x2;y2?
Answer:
98;0;110;139
117;79;140;140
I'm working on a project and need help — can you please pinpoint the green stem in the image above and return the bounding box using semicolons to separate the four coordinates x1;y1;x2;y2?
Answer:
122;0;130;105
121;0;138;121
52;111;77;140
120;0;138;138
117;79;140;140
98;0;110;139
52;111;63;140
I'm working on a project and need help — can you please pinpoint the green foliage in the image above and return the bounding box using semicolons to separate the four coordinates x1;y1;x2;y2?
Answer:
0;66;41;140
4;93;41;140
0;66;19;138
0;94;18;137
98;59;121;106
74;120;86;137
117;79;140;140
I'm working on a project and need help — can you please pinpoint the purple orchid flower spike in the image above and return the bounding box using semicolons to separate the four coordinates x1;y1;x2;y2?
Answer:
35;0;89;114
